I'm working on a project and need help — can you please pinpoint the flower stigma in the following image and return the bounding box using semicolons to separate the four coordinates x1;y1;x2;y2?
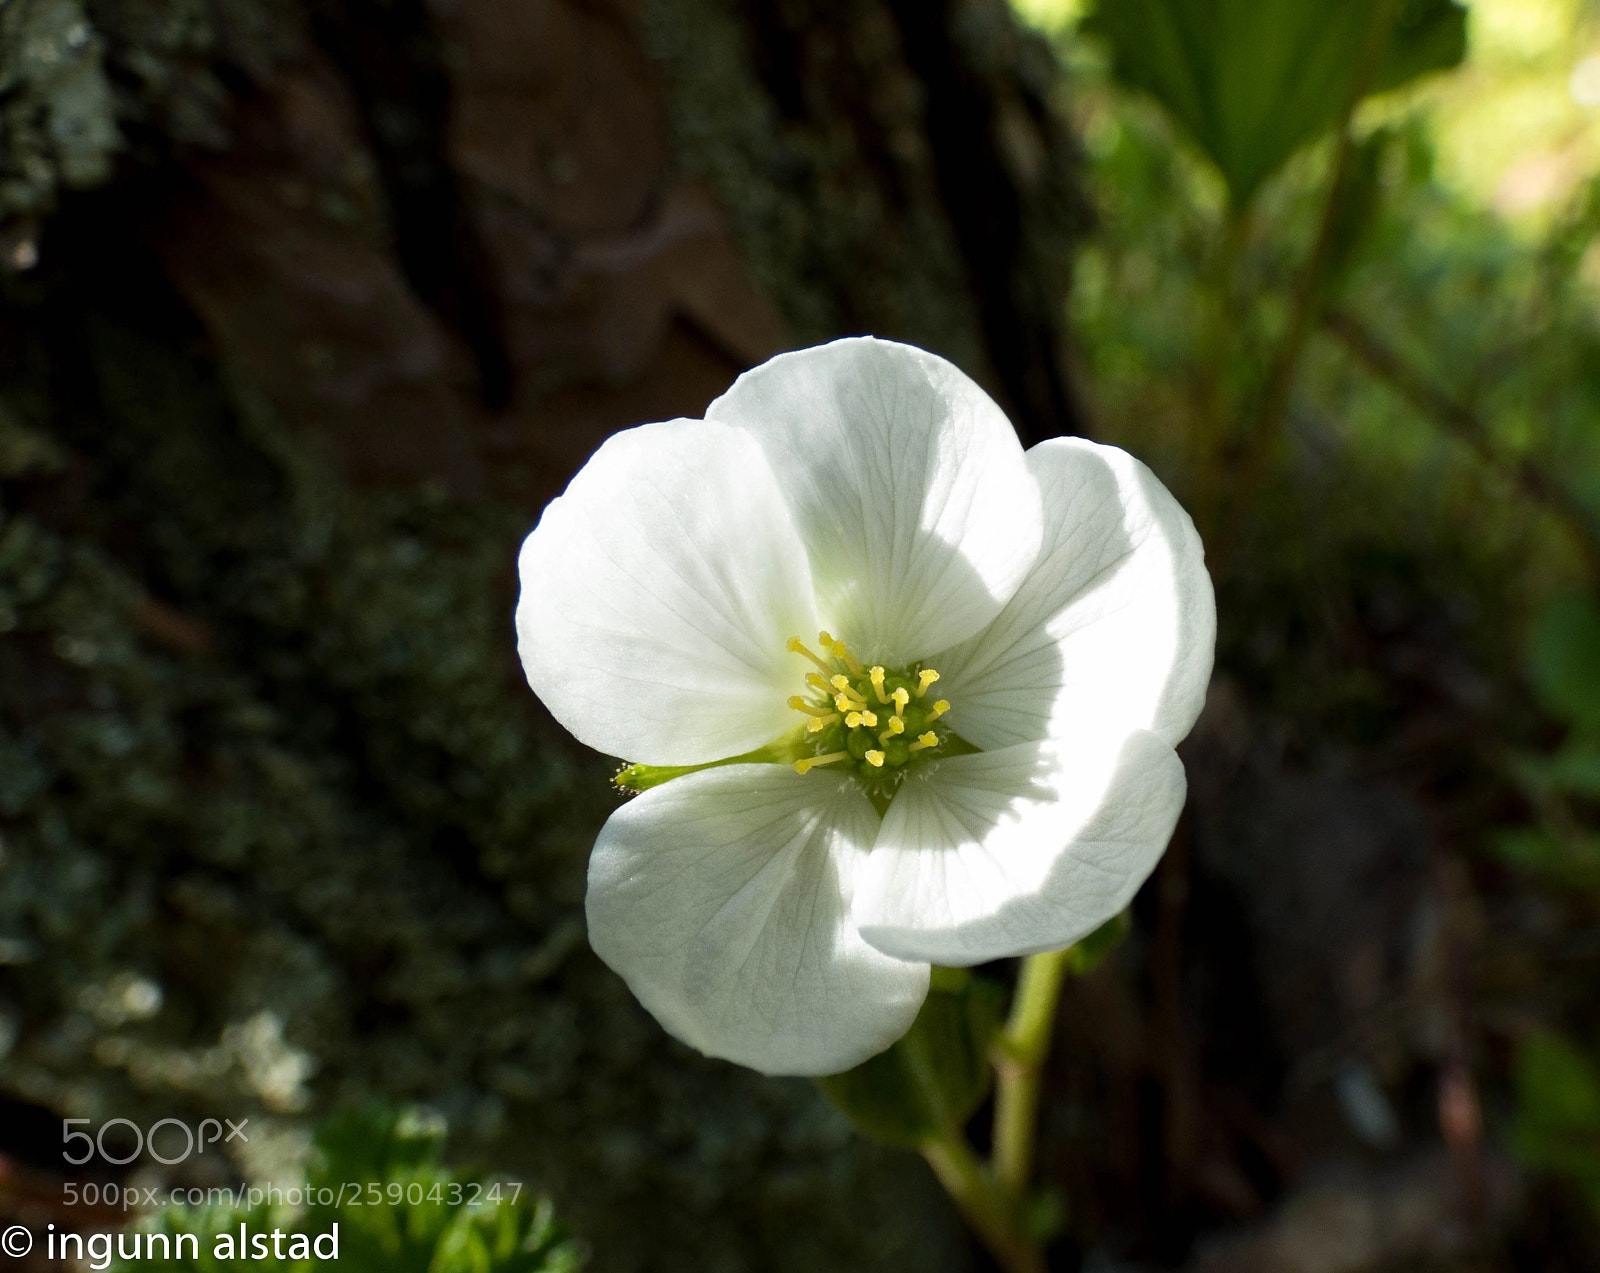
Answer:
787;634;955;789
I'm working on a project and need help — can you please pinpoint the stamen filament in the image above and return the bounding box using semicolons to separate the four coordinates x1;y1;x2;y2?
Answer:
807;713;840;733
820;631;864;674
891;687;909;718
830;675;867;704
806;673;833;693
787;637;836;677
864;750;886;768
915;669;941;698
869;666;889;704
929;699;951;720
795;751;849;775
878;718;906;743
834;693;858;713
908;732;940;752
787;696;833;717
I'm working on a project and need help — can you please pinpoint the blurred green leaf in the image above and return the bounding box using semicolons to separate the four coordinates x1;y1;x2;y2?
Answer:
1062;911;1131;975
816;973;1005;1148
1529;594;1600;732
1514;1033;1600;1213
1322;128;1391;292
1082;0;1466;205
310;1105;445;1181
1490;827;1600;890
1511;745;1600;800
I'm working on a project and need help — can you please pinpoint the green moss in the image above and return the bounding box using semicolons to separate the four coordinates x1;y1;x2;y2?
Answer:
0;0;120;217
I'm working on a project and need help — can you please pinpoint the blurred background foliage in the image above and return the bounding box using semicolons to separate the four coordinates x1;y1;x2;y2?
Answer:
1019;0;1600;1263
4;0;1600;1269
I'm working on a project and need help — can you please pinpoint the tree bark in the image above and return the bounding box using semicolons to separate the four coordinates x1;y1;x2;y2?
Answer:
0;1;1087;1269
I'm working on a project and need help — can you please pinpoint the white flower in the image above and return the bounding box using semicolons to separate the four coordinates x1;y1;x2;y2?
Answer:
516;337;1215;1077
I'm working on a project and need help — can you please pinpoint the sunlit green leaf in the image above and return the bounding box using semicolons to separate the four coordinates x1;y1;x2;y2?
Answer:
1082;0;1466;205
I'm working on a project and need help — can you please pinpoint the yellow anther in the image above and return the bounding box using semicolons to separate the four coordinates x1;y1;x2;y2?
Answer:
834;693;857;713
787;636;836;677
795;751;849;775
846;710;878;728
830;675;867;704
891;687;909;716
807;713;840;733
908;732;940;752
929;699;951;719
788;696;832;717
878;718;905;743
821;631;864;674
806;673;833;692
845;711;865;728
869;666;889;704
864;750;886;768
915;669;941;698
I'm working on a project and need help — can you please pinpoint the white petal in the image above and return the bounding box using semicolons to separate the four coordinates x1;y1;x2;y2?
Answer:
586;764;930;1076
516;419;817;766
932;438;1215;751
853;731;1185;964
706;337;1043;664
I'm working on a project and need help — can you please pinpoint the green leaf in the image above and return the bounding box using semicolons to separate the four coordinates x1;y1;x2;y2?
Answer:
1082;0;1466;205
1061;911;1131;975
1511;745;1600;799
1322;128;1390;292
815;973;1006;1148
1528;593;1600;731
1514;1033;1600;1213
310;1105;445;1181
1490;827;1600;890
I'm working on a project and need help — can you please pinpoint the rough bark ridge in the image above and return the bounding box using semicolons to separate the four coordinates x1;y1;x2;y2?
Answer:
0;1;1086;1270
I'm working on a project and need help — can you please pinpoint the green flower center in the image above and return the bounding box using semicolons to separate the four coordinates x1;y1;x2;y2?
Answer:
786;632;953;791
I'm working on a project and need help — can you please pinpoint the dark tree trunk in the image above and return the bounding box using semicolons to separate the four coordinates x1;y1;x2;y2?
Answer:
0;1;1087;1269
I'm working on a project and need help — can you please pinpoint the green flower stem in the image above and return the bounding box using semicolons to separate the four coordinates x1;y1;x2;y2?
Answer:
902;1011;1044;1273
920;1133;1044;1273
992;948;1072;1197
